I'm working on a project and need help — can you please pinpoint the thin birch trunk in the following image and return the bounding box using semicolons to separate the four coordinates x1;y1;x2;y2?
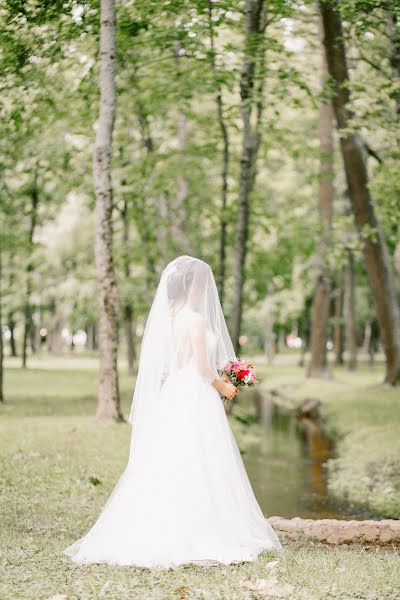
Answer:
320;0;400;384
93;0;122;422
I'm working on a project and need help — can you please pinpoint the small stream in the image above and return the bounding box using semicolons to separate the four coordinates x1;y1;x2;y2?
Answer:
236;390;357;520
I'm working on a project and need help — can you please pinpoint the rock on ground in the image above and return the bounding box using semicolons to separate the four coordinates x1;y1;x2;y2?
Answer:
268;516;400;546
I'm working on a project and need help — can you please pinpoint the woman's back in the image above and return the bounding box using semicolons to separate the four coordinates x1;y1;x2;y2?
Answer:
170;308;217;383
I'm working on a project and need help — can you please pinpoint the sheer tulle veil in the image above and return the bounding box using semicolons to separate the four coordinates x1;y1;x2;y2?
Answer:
64;255;283;566
128;256;235;442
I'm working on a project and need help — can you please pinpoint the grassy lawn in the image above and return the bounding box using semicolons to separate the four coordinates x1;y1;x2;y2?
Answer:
257;359;400;519
1;356;400;599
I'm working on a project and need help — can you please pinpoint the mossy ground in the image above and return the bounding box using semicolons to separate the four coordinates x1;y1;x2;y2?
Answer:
1;354;399;599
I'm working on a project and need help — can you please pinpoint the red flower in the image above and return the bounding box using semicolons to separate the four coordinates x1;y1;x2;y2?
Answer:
237;369;249;380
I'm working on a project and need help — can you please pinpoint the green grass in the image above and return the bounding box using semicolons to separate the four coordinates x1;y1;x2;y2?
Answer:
257;359;400;519
1;356;400;599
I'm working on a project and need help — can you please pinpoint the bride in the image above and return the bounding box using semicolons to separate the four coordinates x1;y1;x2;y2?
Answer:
64;256;282;567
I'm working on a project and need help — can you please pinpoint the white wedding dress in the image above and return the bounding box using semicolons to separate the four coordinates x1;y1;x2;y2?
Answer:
64;257;282;568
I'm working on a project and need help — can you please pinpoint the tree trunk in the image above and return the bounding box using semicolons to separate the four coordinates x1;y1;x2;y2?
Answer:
298;325;307;368
121;200;136;376
0;241;3;402
48;317;64;355
30;313;40;354
93;0;122;423
208;1;230;306
308;16;334;378
22;294;31;367
169;47;194;257
333;276;344;365
172;110;193;255
7;256;17;357
320;0;400;384
133;96;160;284
394;243;400;276
368;318;380;368
87;322;97;351
344;250;357;370
264;315;275;364
389;11;400;118
7;313;17;357
308;272;331;376
22;171;39;369
363;321;371;355
123;303;135;375
230;0;267;355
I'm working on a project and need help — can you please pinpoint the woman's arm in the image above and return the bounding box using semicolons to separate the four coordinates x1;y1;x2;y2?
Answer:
190;314;217;383
212;376;238;400
190;315;238;400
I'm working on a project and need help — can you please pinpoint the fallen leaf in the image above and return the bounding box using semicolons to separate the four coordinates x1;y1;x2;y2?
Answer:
173;584;191;599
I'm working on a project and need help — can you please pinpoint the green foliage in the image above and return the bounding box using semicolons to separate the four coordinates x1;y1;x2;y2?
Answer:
0;0;398;360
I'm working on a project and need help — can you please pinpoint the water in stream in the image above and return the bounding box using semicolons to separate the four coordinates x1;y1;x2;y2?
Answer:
236;391;354;520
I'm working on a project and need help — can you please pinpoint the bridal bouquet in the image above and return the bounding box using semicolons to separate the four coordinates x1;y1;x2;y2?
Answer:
221;360;257;406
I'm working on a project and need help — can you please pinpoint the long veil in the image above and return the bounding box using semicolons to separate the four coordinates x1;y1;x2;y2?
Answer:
128;256;235;444
65;255;283;565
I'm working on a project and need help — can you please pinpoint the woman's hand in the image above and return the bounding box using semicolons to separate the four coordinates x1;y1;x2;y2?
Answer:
212;377;239;401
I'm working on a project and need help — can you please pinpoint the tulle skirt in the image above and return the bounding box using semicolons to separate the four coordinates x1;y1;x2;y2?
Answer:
64;368;282;568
